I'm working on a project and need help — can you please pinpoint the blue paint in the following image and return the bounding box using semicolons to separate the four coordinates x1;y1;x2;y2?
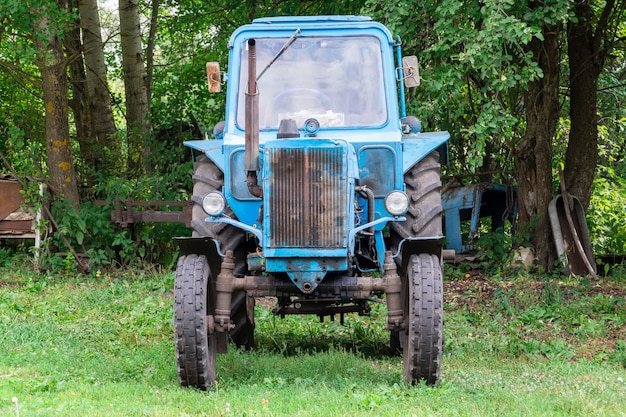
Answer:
402;132;450;174
396;38;407;118
441;183;517;253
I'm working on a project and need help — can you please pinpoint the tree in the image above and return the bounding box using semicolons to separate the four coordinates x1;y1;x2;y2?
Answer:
119;0;149;177
145;0;159;107
78;0;120;178
31;2;81;208
0;15;45;174
363;0;570;268
513;8;562;268
564;0;626;209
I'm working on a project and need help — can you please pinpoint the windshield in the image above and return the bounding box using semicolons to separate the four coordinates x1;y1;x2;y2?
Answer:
237;36;387;130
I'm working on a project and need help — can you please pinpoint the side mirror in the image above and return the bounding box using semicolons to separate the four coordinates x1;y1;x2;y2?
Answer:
401;56;420;88
206;62;221;93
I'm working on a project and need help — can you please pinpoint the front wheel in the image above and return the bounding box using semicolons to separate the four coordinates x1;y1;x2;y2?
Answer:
191;155;255;349
174;254;217;390
402;253;444;386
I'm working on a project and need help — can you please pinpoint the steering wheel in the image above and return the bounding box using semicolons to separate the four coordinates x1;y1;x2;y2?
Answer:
263;88;332;127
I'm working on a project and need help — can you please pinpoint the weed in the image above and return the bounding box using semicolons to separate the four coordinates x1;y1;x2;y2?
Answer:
608;263;626;281
610;340;626;368
0;246;15;267
493;287;517;317
474;228;509;266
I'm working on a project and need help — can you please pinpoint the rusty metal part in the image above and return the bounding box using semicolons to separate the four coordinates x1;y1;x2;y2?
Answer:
208;252;406;331
442;249;456;260
206;314;215;334
0;220;32;232
207;307;229;354
214;250;236;332
382;251;403;330
245;39;261;197
0;151;88;273
356;185;375;236
245;171;263;198
99;196;192;227
267;145;348;248
231;274;384;299
0;180;24;220
274;300;370;324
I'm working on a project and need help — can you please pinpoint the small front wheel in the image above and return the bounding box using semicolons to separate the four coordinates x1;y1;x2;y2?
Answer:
402;253;444;385
174;254;217;390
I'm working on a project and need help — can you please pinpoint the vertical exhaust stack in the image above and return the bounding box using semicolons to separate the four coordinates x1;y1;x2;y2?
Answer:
245;39;262;197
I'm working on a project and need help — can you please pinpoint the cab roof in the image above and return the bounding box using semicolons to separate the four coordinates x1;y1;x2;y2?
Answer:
252;16;372;24
229;15;394;48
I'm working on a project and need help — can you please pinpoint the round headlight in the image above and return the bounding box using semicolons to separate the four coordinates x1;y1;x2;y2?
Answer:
385;191;409;216
202;191;226;216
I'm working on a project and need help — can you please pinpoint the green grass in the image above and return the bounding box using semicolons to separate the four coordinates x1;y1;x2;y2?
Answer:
1;264;625;416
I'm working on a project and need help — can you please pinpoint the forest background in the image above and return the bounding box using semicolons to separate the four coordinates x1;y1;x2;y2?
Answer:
0;0;625;274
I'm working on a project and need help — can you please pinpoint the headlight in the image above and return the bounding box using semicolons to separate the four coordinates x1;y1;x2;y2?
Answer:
385;191;409;216
202;191;226;216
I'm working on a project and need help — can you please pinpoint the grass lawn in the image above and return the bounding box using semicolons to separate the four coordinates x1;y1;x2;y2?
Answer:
1;262;625;416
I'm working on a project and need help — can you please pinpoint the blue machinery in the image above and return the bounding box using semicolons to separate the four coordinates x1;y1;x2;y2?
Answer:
442;183;517;254
174;15;450;390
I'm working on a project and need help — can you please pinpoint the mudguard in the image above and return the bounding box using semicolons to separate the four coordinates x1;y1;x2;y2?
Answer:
402;131;450;173
184;140;225;172
174;236;224;276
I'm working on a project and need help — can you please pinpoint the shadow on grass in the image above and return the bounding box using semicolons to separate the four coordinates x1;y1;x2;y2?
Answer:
250;308;397;359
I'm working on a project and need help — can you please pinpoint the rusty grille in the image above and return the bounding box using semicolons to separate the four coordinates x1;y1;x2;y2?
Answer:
268;145;347;248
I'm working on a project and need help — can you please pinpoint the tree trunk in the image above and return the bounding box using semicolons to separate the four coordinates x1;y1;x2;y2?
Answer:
145;0;159;108
64;13;95;175
514;22;560;269
32;9;81;209
564;0;619;209
119;0;149;177
78;0;120;177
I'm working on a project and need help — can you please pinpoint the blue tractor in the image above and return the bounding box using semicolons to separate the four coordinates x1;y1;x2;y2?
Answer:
174;16;450;389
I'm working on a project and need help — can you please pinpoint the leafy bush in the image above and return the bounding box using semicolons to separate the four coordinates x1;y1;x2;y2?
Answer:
37;158;193;274
587;173;626;255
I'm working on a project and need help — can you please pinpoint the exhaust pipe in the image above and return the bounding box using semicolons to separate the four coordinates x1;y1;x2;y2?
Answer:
245;39;262;197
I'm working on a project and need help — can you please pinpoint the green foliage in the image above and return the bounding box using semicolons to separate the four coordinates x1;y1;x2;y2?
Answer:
472;227;510;270
611;340;626;368
364;0;557;177
587;173;626;255
2;0;626;272
0;246;20;268
36;157;193;273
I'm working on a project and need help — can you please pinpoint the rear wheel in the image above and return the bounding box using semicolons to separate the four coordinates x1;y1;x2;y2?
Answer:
191;155;255;349
402;254;443;386
389;151;443;242
174;254;216;390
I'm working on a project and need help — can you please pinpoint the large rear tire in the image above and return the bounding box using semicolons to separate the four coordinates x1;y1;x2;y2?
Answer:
402;254;443;386
191;155;255;349
174;254;216;390
389;151;443;241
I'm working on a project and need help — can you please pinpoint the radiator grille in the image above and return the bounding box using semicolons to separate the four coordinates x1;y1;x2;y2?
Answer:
268;145;347;248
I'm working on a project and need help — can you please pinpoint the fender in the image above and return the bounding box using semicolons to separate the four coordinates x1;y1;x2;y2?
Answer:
174;236;224;276
398;236;444;271
402;131;450;173
183;140;225;172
